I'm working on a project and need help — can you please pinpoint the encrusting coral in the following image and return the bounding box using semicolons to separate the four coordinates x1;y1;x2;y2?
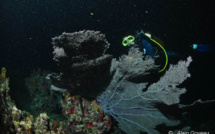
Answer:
12;106;33;134
0;67;57;134
0;67;16;133
34;113;51;134
0;67;6;82
0;67;112;134
59;92;111;134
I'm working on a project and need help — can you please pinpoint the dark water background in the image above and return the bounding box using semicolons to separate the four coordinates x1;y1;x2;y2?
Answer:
0;0;215;117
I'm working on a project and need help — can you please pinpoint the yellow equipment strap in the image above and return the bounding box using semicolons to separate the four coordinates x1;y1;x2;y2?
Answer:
150;38;168;72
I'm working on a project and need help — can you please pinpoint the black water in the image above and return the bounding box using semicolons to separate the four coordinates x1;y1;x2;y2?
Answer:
0;0;215;132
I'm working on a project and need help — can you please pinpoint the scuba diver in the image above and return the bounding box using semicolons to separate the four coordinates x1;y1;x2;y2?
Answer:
122;30;215;73
122;30;168;73
134;30;155;58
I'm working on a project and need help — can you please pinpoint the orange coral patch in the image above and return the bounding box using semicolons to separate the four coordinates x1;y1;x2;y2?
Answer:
52;120;57;132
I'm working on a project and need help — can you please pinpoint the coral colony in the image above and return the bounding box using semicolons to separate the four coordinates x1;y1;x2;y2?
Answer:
0;30;215;134
60;93;111;133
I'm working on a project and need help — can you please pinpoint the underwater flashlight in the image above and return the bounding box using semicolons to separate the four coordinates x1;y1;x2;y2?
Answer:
193;44;215;52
